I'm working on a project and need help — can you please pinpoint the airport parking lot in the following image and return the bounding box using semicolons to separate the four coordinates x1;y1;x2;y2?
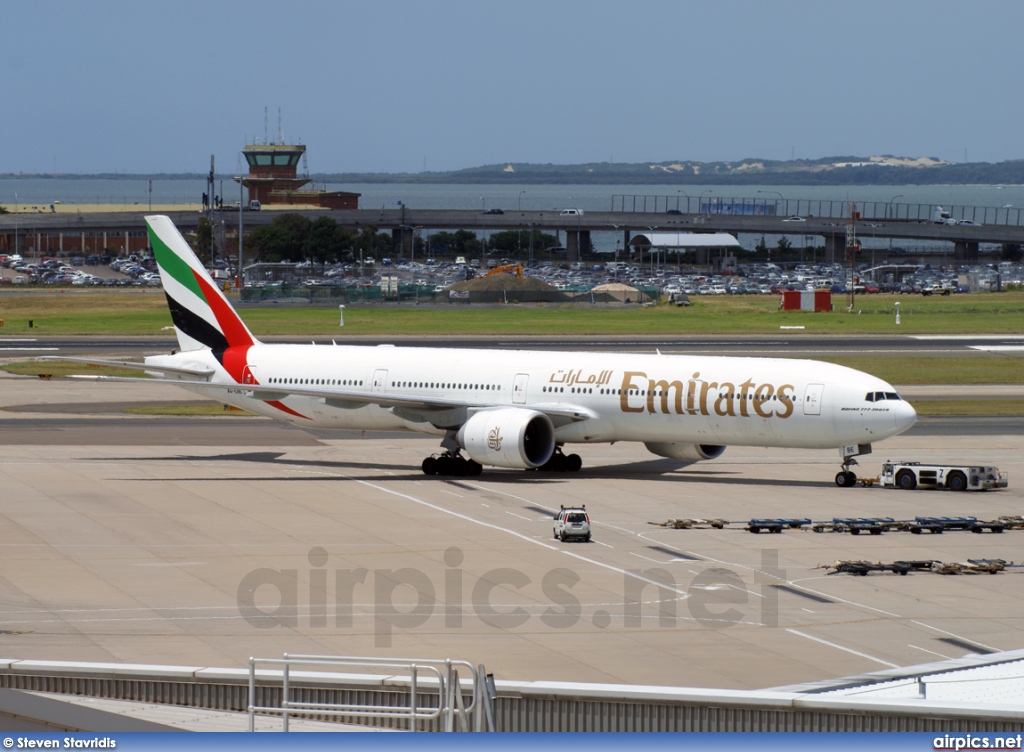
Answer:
1;374;1021;690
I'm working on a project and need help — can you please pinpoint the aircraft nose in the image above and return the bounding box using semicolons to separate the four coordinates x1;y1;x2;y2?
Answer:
894;400;917;434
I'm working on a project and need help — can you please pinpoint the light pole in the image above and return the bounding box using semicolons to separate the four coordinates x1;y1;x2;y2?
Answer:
13;192;18;257
676;189;690;213
887;194;903;219
411;226;423;263
518;190;526;211
237;177;244;290
758;190;785;217
887;194;903;261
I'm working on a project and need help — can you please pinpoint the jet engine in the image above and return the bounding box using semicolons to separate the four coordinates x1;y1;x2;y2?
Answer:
644;442;726;462
457;408;555;469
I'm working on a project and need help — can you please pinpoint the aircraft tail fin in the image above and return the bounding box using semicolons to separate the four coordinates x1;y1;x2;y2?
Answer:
145;215;258;353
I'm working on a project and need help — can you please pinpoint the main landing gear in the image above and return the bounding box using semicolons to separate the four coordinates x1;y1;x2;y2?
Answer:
536;447;582;473
422;431;483;477
422;452;483;477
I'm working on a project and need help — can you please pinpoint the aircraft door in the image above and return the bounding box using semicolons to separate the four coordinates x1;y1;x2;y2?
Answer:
241;365;257;385
803;383;824;415
372;369;389;393
513;373;529;404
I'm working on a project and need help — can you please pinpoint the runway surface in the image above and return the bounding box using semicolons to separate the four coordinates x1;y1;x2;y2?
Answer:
0;370;1022;690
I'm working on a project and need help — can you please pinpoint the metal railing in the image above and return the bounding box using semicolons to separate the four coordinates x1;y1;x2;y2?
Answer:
247;654;495;732
611;194;1024;227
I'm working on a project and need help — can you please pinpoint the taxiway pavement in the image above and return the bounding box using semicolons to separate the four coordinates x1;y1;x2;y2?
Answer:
0;374;1021;690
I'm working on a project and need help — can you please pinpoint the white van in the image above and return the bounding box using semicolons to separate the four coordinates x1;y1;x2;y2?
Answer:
559;208;584;216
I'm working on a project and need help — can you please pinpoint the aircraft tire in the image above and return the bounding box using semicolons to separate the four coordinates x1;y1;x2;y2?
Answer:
566;454;582;472
422;457;438;475
835;471;856;487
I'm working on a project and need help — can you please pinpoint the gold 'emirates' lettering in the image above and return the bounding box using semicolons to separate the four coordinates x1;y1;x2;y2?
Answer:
621;371;795;419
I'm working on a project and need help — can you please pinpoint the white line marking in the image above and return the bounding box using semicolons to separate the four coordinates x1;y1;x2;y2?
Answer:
908;644;952;660
629;552;671;564
504;511;531;521
786;628;900;668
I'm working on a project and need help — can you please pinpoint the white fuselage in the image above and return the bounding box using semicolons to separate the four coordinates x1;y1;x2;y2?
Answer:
149;344;917;451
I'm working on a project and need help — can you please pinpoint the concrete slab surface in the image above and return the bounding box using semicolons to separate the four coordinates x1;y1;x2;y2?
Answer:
0;375;1022;690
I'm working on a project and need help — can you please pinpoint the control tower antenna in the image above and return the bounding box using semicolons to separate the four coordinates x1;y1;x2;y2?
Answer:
263;107;268;144
278;107;283;144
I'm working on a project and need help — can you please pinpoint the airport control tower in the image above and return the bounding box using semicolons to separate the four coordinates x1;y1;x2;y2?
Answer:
236;141;359;210
239;143;309;206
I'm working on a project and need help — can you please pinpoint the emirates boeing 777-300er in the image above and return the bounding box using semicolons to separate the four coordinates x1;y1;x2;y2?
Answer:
62;216;917;486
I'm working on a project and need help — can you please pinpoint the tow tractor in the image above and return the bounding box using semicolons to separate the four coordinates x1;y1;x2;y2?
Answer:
878;462;1008;491
833;445;1007;491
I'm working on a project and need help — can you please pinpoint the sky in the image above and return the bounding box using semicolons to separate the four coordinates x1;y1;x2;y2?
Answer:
3;0;1023;175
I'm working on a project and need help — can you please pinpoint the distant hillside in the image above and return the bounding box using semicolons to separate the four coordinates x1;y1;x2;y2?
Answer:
5;156;1023;185
321;156;1024;186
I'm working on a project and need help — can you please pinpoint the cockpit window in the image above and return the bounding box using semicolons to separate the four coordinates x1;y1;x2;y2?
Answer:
866;391;903;402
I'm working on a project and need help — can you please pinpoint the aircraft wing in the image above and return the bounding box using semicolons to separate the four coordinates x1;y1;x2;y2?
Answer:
67;373;596;425
39;356;215;378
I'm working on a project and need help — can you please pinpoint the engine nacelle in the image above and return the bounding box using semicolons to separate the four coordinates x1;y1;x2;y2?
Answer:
457;408;555;469
644;442;726;462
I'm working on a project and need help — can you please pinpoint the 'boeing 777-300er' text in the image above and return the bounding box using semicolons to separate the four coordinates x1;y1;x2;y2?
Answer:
61;215;917;485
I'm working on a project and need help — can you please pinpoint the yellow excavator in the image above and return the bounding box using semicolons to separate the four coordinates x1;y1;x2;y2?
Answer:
485;263;523;278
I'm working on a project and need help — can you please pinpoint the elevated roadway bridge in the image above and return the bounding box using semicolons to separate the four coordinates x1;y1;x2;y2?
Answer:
2;208;1023;261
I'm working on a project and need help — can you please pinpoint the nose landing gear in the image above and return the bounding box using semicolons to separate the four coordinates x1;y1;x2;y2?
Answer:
836;444;872;487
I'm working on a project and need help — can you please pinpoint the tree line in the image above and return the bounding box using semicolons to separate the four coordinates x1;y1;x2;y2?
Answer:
200;214;561;264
